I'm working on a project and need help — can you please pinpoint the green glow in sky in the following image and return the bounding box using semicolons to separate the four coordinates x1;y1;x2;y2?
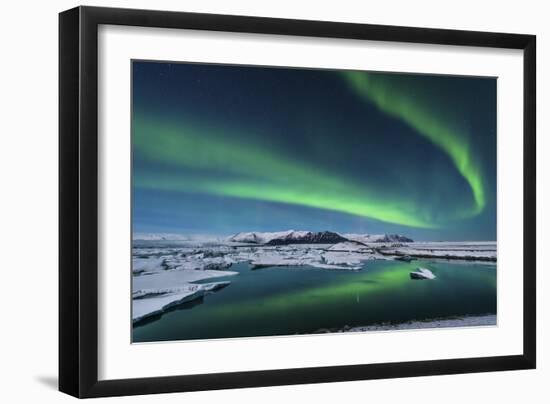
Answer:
342;71;486;215
133;116;437;228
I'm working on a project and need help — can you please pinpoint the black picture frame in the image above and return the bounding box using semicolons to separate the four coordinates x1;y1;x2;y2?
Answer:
59;5;536;398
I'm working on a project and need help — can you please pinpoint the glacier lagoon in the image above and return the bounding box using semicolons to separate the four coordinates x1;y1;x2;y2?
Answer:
132;256;496;343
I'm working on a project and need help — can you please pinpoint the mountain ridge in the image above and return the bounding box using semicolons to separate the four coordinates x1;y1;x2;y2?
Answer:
228;230;413;245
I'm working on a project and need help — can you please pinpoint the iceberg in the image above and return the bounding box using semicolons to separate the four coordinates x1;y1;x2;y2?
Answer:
132;281;232;323
410;267;436;280
133;286;204;323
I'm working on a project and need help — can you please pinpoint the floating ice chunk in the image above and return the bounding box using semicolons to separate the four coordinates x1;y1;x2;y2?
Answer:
132;286;197;299
310;263;362;271
133;269;237;291
410;267;436;280
327;241;370;252
132;287;204;323
395;255;415;262
201;281;231;292
132;257;165;274
132;281;232;323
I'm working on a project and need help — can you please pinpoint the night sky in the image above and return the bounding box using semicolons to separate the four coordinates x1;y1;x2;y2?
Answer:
132;61;496;241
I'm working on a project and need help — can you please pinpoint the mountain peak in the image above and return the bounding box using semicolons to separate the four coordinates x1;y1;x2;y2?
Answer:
227;230;413;245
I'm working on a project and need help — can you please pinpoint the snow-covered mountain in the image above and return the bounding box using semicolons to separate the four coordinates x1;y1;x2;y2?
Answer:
344;233;414;243
227;230;310;244
266;231;348;245
228;230;413;245
133;233;191;241
133;233;223;242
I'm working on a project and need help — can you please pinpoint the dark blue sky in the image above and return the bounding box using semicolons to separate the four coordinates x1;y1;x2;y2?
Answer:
132;61;496;241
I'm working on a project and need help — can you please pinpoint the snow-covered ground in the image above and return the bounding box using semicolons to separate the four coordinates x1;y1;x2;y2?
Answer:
228;230;311;244
132;234;496;324
346;314;496;332
377;241;497;262
344;233;413;243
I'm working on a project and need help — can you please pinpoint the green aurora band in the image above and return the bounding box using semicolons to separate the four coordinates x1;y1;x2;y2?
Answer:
134;69;490;229
342;71;486;215
133;116;438;228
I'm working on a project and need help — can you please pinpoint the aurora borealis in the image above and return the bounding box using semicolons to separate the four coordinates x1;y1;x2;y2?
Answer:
342;72;486;215
132;61;496;240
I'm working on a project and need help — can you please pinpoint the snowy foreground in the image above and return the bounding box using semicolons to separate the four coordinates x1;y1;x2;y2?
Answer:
344;314;497;333
132;231;496;324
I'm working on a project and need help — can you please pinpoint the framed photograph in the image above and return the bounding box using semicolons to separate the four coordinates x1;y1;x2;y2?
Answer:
59;6;536;398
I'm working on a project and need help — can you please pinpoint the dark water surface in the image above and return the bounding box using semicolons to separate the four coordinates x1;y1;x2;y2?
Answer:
132;260;496;342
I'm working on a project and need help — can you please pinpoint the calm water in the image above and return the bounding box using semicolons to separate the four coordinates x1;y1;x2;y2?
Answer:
132;260;496;342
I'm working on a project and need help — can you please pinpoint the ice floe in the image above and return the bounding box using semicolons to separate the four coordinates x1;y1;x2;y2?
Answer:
410;267;436;280
132;281;232;323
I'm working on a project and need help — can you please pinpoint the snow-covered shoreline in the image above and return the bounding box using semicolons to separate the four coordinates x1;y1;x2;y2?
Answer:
376;241;497;262
343;314;497;333
311;315;496;334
